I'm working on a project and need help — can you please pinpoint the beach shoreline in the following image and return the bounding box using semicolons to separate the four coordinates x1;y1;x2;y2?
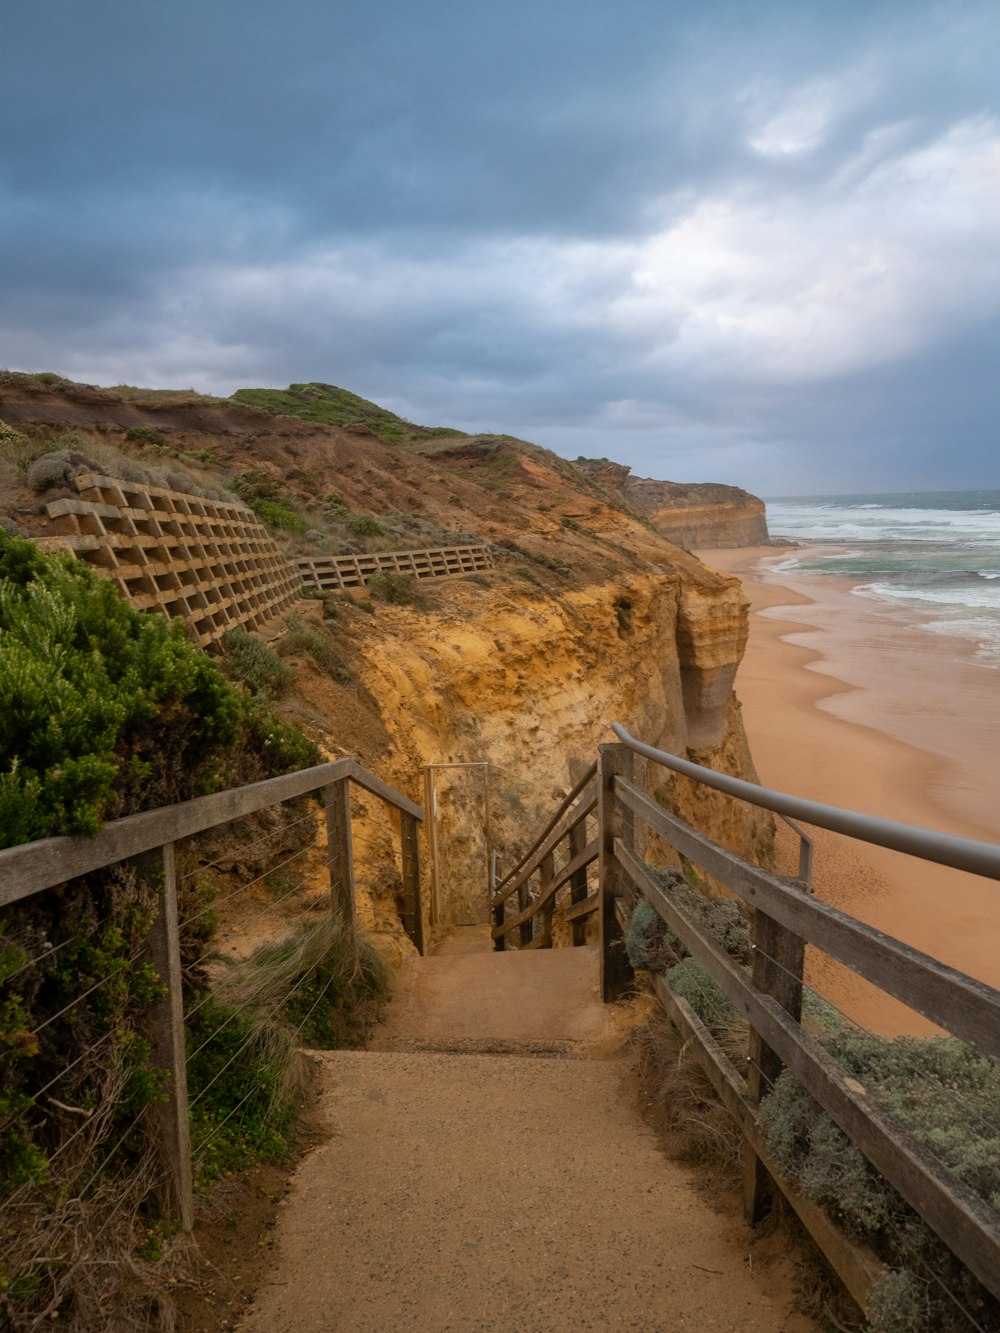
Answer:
697;544;1000;1035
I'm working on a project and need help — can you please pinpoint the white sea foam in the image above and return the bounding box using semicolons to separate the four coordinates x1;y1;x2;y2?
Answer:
854;581;1000;612
766;492;1000;668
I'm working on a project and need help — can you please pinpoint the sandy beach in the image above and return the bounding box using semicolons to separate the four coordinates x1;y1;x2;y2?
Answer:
698;545;1000;1036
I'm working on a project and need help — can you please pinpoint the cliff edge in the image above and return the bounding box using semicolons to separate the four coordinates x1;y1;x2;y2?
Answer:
575;458;769;549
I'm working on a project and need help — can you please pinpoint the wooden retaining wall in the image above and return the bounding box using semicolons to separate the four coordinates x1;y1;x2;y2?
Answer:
34;471;494;644
38;472;301;647
296;544;493;591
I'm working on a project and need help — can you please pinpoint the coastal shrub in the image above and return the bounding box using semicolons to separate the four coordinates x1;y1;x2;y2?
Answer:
0;530;320;1324
25;449;77;493
125;426;168;448
347;514;383;538
625;898;679;972
283;614;352;683
367;570;421;606
759;1030;1000;1328
219;627;292;699
230;471;309;534
0;533;293;843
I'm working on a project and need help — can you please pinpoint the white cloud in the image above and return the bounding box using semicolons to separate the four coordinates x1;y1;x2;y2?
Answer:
744;65;879;158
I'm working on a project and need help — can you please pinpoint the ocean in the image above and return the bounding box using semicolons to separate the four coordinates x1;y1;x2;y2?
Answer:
765;490;1000;667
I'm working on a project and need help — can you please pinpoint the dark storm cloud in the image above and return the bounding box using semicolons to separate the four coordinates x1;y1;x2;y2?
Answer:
2;0;1000;493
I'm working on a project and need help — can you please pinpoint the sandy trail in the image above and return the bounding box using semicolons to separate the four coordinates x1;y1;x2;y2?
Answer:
240;934;813;1332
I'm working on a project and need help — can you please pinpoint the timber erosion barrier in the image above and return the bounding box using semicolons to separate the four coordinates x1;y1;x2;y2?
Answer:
296;544;493;591
33;469;493;644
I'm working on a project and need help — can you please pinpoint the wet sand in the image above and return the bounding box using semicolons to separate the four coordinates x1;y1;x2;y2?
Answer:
699;545;1000;1036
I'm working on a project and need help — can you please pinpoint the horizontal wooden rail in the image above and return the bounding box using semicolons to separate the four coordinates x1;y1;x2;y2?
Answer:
613;775;1000;1061
651;973;885;1311
0;758;421;907
492;793;596;909
564;892;599;923
616;838;1000;1303
494;763;597;899
491;838;598;938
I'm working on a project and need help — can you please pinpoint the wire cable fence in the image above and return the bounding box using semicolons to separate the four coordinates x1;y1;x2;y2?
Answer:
0;754;424;1331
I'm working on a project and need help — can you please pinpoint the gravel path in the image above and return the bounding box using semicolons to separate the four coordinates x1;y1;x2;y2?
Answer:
241;938;814;1332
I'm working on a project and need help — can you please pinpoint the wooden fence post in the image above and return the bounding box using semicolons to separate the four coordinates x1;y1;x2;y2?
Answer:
147;842;194;1231
422;767;442;928
400;811;424;955
538;852;555;948
568;820;590;946
598;743;635;1001
518;879;534;948
325;777;356;942
743;906;805;1224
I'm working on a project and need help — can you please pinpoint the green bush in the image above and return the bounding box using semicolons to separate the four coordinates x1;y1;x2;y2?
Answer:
347;514;384;538
0;532;304;844
125;426;168;448
367;570;421;606
230;471;308;534
219;627;292;699
0;532;321;1328
284;614;352;683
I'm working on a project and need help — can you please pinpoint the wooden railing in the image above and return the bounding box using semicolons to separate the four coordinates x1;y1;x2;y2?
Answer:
598;727;1000;1316
0;757;423;1232
491;763;600;949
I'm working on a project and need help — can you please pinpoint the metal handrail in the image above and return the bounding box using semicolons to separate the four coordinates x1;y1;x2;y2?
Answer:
611;723;1000;882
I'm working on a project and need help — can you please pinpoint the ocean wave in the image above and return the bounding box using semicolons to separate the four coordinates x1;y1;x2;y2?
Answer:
853;580;1000;612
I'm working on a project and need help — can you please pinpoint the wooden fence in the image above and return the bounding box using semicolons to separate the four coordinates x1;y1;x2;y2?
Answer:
0;757;423;1232
600;731;1000;1316
491;763;600;949
494;728;1000;1319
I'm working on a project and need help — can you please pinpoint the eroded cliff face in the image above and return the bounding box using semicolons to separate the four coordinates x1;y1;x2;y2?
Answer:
574;459;769;549
298;565;771;946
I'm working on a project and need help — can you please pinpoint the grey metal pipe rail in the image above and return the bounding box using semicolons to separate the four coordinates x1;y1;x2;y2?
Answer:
612;723;1000;882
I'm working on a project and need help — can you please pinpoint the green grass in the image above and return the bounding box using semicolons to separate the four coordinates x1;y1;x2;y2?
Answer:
230;382;462;445
188;915;390;1185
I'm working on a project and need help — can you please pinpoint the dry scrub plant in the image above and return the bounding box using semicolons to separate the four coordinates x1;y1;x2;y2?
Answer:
625;876;1000;1333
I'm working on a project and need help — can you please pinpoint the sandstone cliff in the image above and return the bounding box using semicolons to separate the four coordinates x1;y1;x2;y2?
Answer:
575;458;769;549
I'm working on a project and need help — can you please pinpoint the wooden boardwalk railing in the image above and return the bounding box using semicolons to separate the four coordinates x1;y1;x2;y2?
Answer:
0;758;423;1231
494;728;1000;1317
600;727;1000;1316
491;763;599;949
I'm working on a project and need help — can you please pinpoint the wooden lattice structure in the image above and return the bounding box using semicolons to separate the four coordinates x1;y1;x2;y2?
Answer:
38;472;302;647
296;544;493;592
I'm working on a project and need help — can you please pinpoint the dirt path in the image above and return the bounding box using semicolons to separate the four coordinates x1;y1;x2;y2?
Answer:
240;937;814;1331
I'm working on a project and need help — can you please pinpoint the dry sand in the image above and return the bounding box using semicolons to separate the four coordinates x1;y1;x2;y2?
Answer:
698;546;1000;1036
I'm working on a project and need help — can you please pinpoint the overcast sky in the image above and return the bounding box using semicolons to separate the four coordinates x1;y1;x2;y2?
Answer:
3;1;999;495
